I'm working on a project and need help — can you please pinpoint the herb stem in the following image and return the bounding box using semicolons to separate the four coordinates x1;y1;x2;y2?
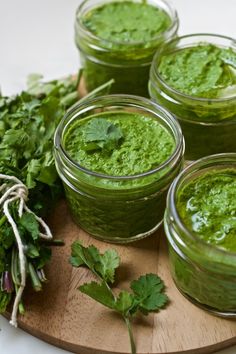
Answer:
11;247;21;286
78;79;114;104
14;283;25;314
124;316;136;354
104;280;116;301
40;239;65;246
28;263;42;291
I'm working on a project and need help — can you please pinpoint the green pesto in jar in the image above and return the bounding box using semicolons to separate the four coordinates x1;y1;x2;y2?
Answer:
64;111;175;178
82;1;171;44
177;169;236;252
61;110;178;241
158;44;236;99
76;0;176;96
150;41;236;160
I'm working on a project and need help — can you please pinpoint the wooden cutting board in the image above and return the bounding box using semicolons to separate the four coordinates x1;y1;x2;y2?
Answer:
5;200;236;354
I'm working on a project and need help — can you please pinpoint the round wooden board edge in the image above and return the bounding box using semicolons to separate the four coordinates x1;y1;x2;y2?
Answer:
2;311;236;354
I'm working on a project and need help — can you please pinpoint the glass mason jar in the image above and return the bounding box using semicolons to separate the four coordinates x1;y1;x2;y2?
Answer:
54;95;184;243
75;0;178;97
149;34;236;161
164;153;236;316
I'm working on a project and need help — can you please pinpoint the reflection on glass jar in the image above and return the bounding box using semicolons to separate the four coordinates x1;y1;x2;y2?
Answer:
149;34;236;161
75;0;178;96
54;95;184;243
165;153;236;316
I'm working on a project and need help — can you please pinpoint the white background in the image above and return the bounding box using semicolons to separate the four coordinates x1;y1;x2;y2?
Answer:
0;0;236;353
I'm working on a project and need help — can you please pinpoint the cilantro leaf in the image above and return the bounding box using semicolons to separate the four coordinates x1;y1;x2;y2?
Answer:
70;241;120;283
79;281;115;309
130;274;168;314
0;225;15;249
25;244;40;258
131;273;164;297
35;247;52;269
95;249;120;283
83;118;123;152
114;290;134;316
70;241;101;272
20;212;39;241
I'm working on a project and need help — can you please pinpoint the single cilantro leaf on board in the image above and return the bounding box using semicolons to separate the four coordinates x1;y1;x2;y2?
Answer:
83;118;123;152
95;249;120;283
79;281;115;309
70;241;101;271
130;274;168;315
70;241;120;283
114;290;134;316
70;242;169;354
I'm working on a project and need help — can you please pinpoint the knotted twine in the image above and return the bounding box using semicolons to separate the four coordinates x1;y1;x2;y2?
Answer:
0;174;52;327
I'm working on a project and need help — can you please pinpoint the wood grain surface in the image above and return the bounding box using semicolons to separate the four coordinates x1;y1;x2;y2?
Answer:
5;200;236;354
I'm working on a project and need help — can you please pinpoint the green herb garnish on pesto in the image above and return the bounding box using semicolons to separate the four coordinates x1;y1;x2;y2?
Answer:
158;44;236;98
83;118;123;152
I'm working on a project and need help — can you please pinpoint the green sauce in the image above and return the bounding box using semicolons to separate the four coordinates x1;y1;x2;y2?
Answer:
82;1;171;44
76;0;177;96
64;111;175;177
60;111;180;241
177;169;236;252
158;44;236;98
150;41;236;160
167;167;236;312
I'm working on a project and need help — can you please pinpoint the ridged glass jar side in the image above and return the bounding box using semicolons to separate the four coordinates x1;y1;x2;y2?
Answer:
149;34;236;161
54;95;184;243
164;153;236;316
75;0;179;96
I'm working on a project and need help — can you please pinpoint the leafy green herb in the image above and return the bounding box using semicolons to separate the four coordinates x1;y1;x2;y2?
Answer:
70;241;168;354
0;72;114;320
20;213;40;241
83;118;123;152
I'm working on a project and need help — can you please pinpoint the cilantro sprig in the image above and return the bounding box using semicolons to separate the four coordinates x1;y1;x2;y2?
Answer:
83;118;123;152
70;241;168;354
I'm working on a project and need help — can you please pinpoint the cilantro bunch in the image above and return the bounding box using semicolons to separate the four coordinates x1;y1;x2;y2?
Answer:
0;73;113;318
70;241;168;354
0;74;80;316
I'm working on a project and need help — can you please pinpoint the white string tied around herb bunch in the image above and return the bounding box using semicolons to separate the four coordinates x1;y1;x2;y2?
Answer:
0;174;53;327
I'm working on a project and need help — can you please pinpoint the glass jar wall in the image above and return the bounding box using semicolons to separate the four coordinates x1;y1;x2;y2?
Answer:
75;0;178;96
164;154;236;316
149;34;236;161
54;95;184;243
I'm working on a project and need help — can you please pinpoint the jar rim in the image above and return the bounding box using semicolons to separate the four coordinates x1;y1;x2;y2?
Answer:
167;153;236;258
54;94;184;180
152;33;236;103
76;0;179;47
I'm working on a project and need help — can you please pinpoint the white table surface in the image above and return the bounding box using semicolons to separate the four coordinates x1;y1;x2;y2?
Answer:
0;0;236;353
